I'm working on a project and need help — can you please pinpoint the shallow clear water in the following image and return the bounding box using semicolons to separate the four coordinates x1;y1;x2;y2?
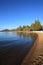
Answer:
0;32;37;65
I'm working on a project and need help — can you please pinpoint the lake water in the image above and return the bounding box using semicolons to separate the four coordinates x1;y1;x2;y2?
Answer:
0;32;38;65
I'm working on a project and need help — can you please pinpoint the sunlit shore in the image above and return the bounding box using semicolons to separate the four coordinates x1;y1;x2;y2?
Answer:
21;32;43;65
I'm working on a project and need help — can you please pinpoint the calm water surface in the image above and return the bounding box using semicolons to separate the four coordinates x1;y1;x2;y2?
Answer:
0;32;37;65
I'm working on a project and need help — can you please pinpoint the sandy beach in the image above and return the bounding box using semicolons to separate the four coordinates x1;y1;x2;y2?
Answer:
21;31;43;65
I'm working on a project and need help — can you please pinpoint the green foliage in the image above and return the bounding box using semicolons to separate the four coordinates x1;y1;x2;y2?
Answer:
31;20;42;31
42;26;43;30
16;20;43;31
16;26;23;31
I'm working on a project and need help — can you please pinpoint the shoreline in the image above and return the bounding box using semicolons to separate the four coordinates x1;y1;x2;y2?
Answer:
21;34;39;65
21;32;43;65
0;31;43;33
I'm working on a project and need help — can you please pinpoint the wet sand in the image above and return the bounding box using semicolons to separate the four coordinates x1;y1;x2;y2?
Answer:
21;31;43;65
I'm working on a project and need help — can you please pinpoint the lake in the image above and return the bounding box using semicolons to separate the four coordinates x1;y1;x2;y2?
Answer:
0;32;38;65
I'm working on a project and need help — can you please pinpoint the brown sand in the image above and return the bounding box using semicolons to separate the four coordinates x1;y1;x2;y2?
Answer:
21;32;43;65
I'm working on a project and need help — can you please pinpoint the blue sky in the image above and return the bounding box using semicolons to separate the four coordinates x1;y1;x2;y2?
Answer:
0;0;43;29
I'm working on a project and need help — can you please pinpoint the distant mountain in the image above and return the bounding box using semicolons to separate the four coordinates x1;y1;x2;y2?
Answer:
1;29;9;32
0;29;16;32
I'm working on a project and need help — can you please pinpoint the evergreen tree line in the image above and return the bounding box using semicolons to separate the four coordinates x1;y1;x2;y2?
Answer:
16;20;43;31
